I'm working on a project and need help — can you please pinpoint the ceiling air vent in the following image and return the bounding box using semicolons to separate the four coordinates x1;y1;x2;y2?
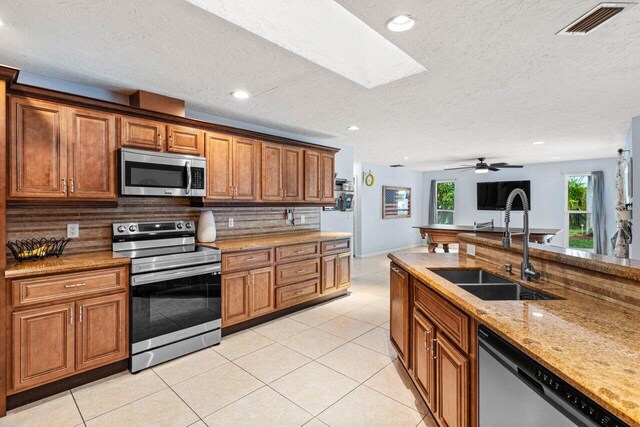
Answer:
559;3;632;34
390;164;405;168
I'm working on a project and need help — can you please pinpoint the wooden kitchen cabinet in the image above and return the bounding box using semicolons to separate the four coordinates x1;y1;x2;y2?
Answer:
320;152;335;203
67;108;117;199
413;308;436;411
304;150;322;201
222;266;275;326
261;142;284;201
336;252;351;289
75;293;127;371
435;333;469;427
11;302;75;391
205;133;258;201
9;97;117;201
282;146;303;201
321;255;338;294
9;97;67;199
390;263;410;367
120;116;164;151
166;124;204;156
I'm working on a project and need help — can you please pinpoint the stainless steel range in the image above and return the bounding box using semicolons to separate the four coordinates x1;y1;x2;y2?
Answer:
112;220;221;373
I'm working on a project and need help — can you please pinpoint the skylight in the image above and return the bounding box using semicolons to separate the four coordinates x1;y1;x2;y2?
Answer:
185;0;426;89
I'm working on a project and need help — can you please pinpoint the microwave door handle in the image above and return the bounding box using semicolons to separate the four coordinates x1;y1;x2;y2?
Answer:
185;160;192;195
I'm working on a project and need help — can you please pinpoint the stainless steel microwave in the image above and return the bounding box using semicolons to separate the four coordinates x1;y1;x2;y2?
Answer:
120;148;206;197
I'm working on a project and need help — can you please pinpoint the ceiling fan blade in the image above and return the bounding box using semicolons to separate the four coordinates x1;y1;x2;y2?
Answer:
489;162;508;167
488;167;500;171
496;165;524;168
444;166;474;171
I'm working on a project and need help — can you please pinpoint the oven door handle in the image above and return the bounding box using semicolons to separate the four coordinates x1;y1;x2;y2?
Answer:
131;264;220;286
185;160;192;195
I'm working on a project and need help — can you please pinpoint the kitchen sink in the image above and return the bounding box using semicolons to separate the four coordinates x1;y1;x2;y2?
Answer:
431;269;559;301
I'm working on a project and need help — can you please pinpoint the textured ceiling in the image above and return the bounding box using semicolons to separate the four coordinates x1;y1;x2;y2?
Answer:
0;0;639;171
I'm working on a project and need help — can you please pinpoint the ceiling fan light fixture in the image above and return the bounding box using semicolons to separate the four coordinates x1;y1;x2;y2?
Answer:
475;168;489;174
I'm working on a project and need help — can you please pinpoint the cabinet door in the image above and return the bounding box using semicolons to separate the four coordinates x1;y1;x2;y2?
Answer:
320;152;335;203
304;150;321;201
261;142;283;201
249;267;275;318
283;146;303;201
321;255;338;294
436;333;469;427
12;303;75;392
222;271;250;326
336;252;351;289
68;108;117;199
120;116;164;151
390;264;410;367
167;124;205;156
205;132;234;200
9;97;67;199
413;309;436;411
233;137;259;200
76;293;127;372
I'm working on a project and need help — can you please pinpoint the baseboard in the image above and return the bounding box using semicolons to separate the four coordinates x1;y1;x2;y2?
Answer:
356;243;426;258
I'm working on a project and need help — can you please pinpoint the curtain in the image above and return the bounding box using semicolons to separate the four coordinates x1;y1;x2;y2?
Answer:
591;170;607;254
428;180;437;224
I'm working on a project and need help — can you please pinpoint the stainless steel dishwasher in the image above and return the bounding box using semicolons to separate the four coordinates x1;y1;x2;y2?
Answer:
478;325;628;427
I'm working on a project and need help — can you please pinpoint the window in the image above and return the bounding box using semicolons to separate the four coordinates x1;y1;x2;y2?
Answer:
565;174;593;250
436;181;455;224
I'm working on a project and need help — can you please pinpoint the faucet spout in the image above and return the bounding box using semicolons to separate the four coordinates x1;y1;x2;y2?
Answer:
502;188;540;281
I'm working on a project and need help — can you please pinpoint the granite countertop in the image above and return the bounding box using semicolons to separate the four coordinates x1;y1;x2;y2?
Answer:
388;251;640;426
199;231;352;252
5;251;131;279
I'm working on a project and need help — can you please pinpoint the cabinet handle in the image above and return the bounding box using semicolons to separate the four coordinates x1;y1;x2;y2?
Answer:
424;330;428;350
62;178;67;193
294;290;305;296
246;257;255;261
64;283;86;288
69;307;74;325
295;250;305;254
297;269;305;273
69;178;75;193
79;305;83;323
158;133;163;142
433;337;438;360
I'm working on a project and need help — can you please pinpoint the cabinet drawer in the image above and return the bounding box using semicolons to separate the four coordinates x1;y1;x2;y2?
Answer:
222;249;273;273
275;279;321;309
321;239;350;254
275;242;319;263
414;280;469;353
12;267;127;308
275;258;320;286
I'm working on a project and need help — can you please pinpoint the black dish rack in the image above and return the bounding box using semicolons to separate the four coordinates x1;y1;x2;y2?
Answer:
6;238;70;262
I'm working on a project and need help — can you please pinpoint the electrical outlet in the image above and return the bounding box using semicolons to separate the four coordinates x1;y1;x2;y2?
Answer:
300;215;306;224
228;218;234;228
67;223;79;239
467;244;476;256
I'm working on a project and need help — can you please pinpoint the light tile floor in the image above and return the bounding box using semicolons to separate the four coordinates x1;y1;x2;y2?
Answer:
1;247;442;427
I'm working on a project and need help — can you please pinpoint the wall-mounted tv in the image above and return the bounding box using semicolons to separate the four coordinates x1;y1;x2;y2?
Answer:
477;181;531;211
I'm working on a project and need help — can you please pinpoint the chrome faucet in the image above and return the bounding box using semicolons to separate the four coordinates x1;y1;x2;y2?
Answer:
502;189;541;281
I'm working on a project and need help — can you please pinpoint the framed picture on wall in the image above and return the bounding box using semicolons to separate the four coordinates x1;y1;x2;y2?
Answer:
382;186;412;219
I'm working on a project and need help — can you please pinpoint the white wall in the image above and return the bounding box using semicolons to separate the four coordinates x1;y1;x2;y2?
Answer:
355;163;425;257
421;158;618;251
320;145;354;233
629;117;640;258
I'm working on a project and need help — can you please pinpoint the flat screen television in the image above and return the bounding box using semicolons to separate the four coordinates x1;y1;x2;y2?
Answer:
477;181;531;211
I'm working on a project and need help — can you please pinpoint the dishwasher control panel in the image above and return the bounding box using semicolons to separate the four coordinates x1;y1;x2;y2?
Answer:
534;367;626;427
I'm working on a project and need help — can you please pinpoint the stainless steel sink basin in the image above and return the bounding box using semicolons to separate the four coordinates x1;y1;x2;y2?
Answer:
431;269;559;301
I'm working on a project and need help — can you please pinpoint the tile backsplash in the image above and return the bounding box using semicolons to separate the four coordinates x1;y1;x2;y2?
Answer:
7;197;320;255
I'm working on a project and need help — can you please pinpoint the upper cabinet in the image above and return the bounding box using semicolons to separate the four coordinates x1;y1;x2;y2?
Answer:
9;97;117;201
283;146;304;201
261;143;303;202
166;124;204;156
205;133;259;201
120;116;164;151
304;150;334;203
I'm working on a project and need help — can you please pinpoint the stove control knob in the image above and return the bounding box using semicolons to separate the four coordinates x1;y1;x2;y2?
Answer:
185;223;192;229
176;223;183;229
129;225;137;232
117;226;126;233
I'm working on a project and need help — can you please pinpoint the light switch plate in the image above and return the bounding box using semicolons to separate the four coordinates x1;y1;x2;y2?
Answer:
67;224;79;239
300;215;306;224
228;218;234;228
467;244;476;256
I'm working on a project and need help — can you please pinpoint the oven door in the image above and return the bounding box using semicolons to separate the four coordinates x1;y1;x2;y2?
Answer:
121;148;206;197
130;264;221;354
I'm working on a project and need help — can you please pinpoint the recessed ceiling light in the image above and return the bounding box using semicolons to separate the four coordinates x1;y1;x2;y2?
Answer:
386;15;416;32
532;141;545;145
403;156;409;160
347;126;360;131
0;18;5;26
231;90;250;99
552;156;561;160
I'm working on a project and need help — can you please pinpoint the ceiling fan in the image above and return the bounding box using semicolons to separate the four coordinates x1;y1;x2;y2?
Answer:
444;157;524;174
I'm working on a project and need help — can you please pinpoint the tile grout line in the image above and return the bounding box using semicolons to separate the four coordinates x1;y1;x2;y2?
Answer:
154;366;206;425
69;390;87;426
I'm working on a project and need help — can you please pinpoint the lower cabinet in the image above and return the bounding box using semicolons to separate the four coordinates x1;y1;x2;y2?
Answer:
11;292;127;392
222;267;275;326
435;333;469;427
321;252;351;294
390;263;410;366
413;308;435;410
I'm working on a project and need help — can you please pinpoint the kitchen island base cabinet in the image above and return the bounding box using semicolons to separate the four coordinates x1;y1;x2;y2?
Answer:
390;263;409;367
436;333;469;427
413;309;435;410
